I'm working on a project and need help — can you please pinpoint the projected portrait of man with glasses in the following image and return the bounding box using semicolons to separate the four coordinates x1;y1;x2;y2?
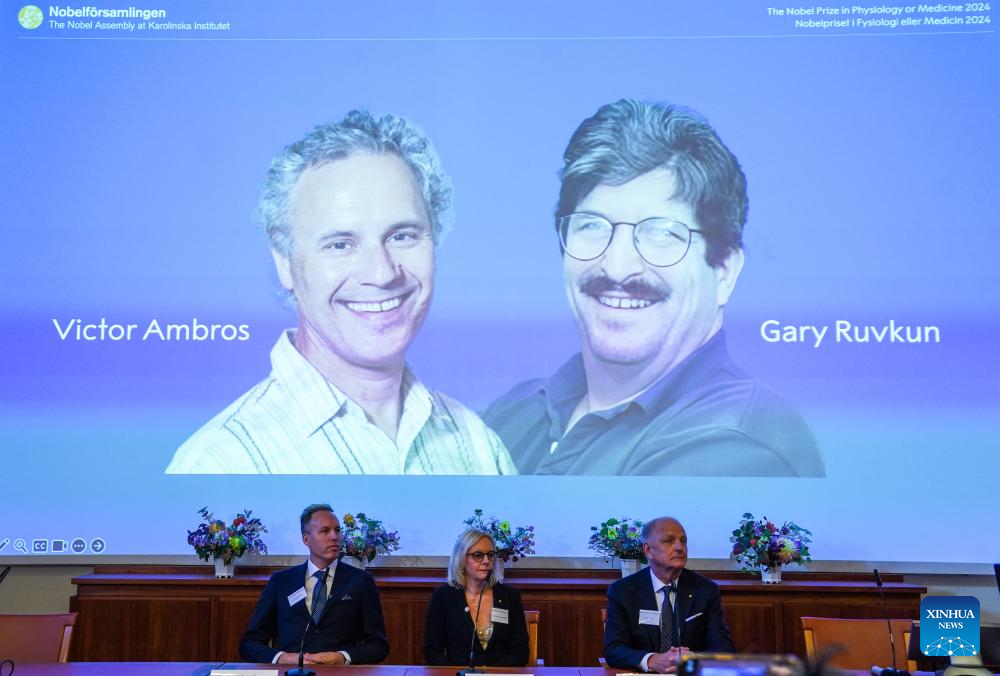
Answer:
485;99;824;477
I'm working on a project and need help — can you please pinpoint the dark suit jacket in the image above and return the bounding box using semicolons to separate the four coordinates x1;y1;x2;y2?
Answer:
423;582;529;666
239;561;389;664
604;567;734;670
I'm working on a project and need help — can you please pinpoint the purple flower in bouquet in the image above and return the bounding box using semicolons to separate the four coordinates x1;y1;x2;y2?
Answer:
463;509;535;563
729;512;811;571
589;517;647;563
187;507;268;565
340;512;401;563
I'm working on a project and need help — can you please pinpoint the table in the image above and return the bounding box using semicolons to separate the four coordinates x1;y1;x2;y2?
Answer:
9;667;613;676
6;665;947;676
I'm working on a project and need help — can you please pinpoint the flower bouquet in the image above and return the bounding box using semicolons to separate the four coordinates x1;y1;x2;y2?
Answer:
463;508;535;575
187;507;267;576
339;512;401;568
589;517;647;576
730;512;812;582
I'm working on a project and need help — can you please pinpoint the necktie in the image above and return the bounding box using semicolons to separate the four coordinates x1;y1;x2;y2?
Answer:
311;569;329;623
659;583;676;652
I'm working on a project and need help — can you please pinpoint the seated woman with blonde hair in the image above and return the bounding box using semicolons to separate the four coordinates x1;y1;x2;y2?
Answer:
423;528;529;666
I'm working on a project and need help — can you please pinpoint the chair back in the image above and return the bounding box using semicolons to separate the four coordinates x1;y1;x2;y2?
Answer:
524;609;540;666
801;616;916;671
0;613;79;663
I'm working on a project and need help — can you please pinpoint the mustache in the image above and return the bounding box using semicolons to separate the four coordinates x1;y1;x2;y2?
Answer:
579;274;670;302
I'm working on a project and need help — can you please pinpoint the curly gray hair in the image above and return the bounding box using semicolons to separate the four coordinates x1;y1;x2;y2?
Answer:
257;110;453;256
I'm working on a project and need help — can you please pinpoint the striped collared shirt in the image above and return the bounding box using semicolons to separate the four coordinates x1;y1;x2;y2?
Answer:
167;331;516;475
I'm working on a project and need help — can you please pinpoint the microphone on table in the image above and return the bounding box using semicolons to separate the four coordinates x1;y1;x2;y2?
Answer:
457;575;489;676
870;568;909;676
286;613;316;676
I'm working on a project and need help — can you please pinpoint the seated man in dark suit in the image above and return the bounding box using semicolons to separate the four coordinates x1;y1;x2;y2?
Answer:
605;517;733;673
239;503;389;665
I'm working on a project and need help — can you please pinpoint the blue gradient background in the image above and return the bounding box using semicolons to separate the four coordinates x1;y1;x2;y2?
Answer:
0;1;997;560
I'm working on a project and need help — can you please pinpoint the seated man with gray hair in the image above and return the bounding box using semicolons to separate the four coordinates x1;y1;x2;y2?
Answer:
605;517;733;673
168;110;516;475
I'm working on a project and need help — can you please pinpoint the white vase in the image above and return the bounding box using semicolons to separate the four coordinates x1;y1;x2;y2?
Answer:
494;558;505;582
620;558;642;577
761;565;782;583
213;557;235;578
343;555;366;570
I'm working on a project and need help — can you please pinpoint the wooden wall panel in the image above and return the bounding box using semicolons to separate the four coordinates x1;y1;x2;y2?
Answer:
215;597;261;661
518;591;607;667
381;591;432;665
71;597;210;661
723;601;779;653
70;566;924;666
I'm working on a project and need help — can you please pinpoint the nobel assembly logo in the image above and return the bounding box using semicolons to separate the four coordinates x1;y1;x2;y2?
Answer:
920;595;980;657
18;5;44;29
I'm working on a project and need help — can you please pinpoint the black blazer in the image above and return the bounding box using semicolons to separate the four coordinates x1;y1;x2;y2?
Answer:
239;561;389;664
604;567;734;670
423;582;529;666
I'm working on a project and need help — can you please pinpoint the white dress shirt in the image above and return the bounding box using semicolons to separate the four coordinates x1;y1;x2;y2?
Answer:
641;568;679;672
272;559;351;665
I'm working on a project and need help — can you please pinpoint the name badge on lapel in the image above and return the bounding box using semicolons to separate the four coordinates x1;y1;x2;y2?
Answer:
639;609;659;625
287;587;307;606
491;607;510;624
